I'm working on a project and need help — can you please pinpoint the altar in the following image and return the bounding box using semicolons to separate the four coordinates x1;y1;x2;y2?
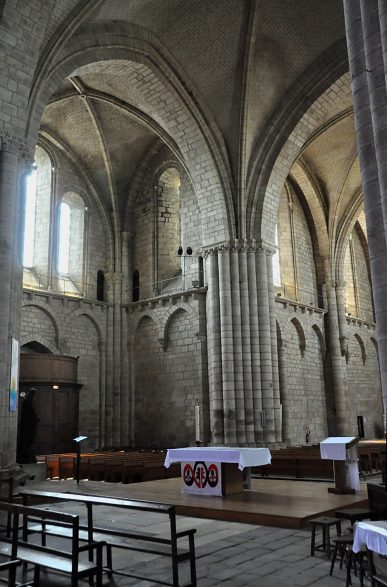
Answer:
164;447;271;496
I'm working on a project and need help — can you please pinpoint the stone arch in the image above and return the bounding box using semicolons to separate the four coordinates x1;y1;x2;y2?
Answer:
276;320;284;350
162;304;199;350
131;312;163;348
62;311;103;448
312;324;326;358
26;23;234;245
371;336;379;357
290;317;306;356
248;49;349;245
289;160;329;258
335;188;364;283
62;309;104;348
19;335;58;355
22;302;61;348
354;333;366;365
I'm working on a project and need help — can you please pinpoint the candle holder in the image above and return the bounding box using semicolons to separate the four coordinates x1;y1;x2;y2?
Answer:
194;440;202;447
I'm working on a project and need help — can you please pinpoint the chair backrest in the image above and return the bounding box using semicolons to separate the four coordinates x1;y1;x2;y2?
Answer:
367;483;387;519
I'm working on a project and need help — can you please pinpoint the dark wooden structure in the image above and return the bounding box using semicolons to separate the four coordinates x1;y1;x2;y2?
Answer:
19;354;82;456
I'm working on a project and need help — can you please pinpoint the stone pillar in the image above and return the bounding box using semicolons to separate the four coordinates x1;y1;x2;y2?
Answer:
0;134;23;467
277;338;290;444
336;281;349;362
104;272;123;447
247;243;263;444
266;251;282;442
344;0;387;412
256;246;276;443
239;244;255;444
204;240;279;446
218;245;237;444
230;243;246;444
205;250;224;443
120;232;130;446
324;260;349;434
112;272;123;447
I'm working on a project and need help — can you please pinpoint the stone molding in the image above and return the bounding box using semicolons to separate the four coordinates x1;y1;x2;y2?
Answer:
0;132;27;156
201;239;276;258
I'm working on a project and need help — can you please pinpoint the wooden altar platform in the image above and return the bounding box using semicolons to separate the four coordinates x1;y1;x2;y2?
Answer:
22;475;369;530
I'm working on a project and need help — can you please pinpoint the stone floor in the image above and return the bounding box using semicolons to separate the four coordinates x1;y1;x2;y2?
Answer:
2;478;382;586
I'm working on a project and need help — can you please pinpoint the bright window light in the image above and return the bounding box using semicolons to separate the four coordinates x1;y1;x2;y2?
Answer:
273;224;281;287
58;202;70;274
23;168;37;267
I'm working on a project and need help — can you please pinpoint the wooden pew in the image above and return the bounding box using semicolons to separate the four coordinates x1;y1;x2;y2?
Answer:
19;488;197;587
0;501;104;587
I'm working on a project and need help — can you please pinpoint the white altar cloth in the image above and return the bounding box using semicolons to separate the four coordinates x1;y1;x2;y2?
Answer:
320;437;358;461
164;447;271;471
353;521;387;555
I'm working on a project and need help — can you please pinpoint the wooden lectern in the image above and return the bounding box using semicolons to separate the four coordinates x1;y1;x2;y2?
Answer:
320;436;360;494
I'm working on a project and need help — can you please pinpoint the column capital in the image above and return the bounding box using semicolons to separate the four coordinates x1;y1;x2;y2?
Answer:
202;239;260;258
257;239;276;256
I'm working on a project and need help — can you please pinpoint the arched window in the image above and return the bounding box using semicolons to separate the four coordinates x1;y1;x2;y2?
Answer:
23;167;37;267
58;202;71;274
57;191;85;295
22;146;52;290
132;270;140;302
273;224;281;287
97;270;105;301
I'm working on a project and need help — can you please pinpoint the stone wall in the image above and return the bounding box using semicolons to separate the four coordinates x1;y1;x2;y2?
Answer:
276;300;327;445
346;319;383;438
129;290;208;448
21;290;107;450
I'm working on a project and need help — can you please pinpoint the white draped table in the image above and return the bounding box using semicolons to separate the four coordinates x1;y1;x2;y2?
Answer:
164;447;271;496
353;521;387;555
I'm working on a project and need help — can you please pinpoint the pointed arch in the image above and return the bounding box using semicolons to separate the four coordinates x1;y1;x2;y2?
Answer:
354;333;366;365
312;324;326;358
290;318;306;356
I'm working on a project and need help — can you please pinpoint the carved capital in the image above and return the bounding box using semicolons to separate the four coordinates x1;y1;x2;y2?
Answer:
202;239;259;258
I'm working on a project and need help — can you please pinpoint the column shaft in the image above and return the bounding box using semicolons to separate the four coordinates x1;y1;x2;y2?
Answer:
256;247;275;443
218;247;237;444
205;251;224;443
240;247;255;444
0;142;20;467
344;0;387;410
247;245;263;444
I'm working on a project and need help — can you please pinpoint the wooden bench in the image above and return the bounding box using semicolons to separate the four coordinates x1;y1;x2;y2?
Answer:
0;501;104;587
19;488;197;587
0;558;21;587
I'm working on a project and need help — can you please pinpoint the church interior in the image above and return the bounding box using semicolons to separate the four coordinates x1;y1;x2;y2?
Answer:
0;0;386;472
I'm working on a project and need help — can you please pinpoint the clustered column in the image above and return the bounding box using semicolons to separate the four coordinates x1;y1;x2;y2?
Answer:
344;0;387;413
204;240;281;446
